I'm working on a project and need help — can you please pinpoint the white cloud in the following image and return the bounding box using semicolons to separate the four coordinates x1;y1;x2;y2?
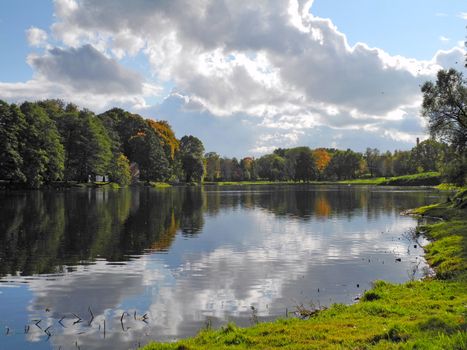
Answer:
2;0;466;155
439;35;450;42
458;12;467;20
26;27;48;47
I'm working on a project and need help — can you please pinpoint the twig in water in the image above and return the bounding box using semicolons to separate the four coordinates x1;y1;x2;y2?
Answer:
88;306;94;325
24;325;30;334
103;319;106;339
34;319;43;330
72;313;82;325
59;316;66;328
121;312;129;331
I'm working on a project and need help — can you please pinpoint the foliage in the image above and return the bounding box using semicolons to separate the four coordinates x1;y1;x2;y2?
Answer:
312;148;331;174
179;135;205;182
294;150;317;182
20;102;65;187
0;101;26;182
379;172;442;186
147;119;180;161
56;110;112;181
257;154;287;181
109;153;131;185
324;149;362;180
421;69;467;185
204;152;221;181
421;69;467;153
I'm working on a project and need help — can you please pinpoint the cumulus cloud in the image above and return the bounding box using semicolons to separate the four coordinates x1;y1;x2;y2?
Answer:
29;44;143;94
2;0;466;154
26;27;48;47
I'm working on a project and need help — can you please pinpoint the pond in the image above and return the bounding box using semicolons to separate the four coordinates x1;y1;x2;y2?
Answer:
0;185;446;349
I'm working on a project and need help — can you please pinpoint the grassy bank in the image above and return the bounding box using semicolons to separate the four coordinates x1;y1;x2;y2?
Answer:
144;190;466;350
203;172;441;187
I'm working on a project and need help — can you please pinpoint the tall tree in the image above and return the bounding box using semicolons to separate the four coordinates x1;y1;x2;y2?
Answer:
0;101;26;182
205;152;221;181
179;135;205;182
147;120;180;161
257;154;286;181
422;69;467;184
364;148;380;177
20;102;65;187
313;148;331;177
421;69;467;152
56;110;112;181
294;150;317;182
324;149;362;180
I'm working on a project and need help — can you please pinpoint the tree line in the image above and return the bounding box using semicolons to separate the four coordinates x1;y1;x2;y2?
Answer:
0;68;465;187
0;100;205;187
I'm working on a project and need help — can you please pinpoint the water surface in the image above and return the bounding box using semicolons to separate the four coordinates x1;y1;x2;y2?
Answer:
0;185;445;349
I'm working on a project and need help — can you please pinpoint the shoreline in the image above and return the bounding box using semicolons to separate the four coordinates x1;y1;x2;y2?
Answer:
0;171;453;191
142;190;466;349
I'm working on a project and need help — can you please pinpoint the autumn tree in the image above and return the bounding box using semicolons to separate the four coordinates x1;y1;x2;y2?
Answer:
147;119;180;162
313;148;331;179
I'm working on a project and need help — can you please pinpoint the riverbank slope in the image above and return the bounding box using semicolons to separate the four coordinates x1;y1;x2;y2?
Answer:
143;190;466;349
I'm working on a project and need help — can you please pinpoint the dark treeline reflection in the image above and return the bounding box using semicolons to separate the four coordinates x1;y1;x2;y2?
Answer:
0;188;205;276
0;186;440;276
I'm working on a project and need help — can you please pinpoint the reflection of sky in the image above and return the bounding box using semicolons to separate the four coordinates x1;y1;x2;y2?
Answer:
0;190;434;349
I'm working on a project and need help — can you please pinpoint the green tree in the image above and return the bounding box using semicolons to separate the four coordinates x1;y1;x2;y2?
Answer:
324;149;362;180
179;135;205;182
421;69;467;151
364;148;380;177
205;152;221;181
109;153;131;185
294;150;317;182
0;101;26;182
410;139;447;173
98;109;171;181
257;154;286;181
56;110;112;181
127;128;170;181
421;69;467;184
20;102;65;187
392;150;414;176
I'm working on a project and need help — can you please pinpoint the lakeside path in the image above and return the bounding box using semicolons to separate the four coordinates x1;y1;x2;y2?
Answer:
143;189;467;350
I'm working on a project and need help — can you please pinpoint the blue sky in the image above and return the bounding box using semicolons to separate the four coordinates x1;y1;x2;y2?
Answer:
0;0;465;157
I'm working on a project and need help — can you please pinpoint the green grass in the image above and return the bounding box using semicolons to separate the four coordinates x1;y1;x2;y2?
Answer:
379;172;442;186
203;173;441;187
143;189;467;350
435;184;466;191
149;181;173;189
338;177;387;185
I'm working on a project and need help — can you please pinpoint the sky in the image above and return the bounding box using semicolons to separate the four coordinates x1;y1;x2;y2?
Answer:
0;0;466;157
